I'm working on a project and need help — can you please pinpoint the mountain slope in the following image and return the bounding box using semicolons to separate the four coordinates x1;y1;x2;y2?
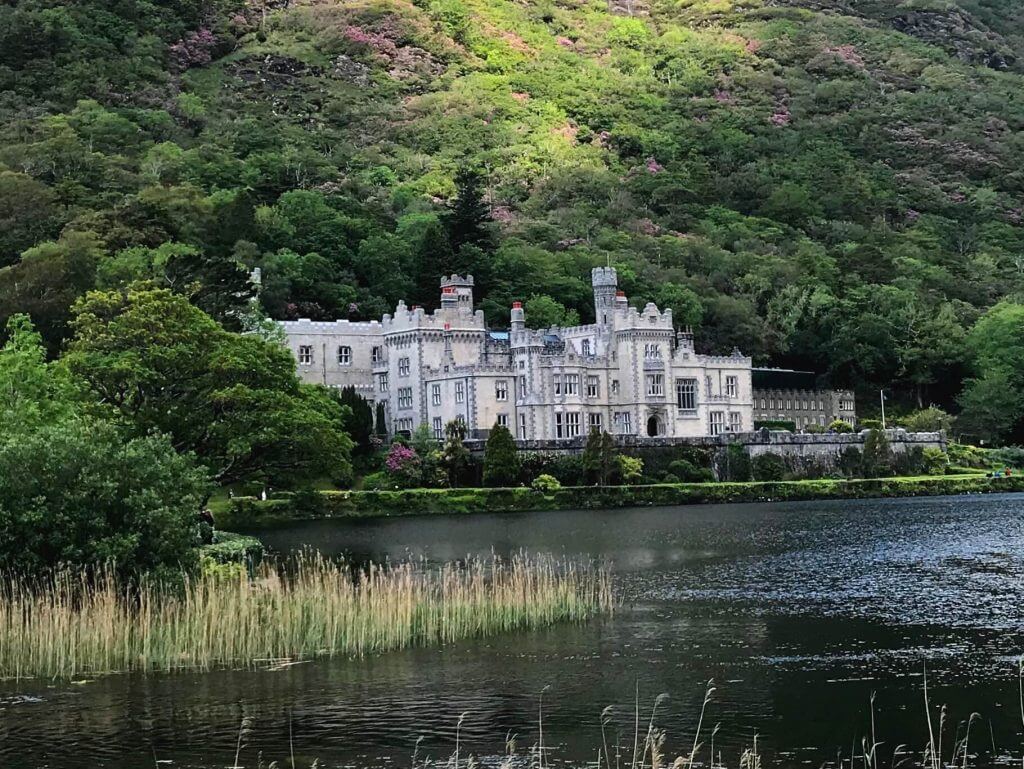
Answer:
2;0;1024;409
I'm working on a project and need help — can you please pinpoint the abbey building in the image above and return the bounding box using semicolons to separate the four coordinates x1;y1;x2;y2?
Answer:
280;268;753;440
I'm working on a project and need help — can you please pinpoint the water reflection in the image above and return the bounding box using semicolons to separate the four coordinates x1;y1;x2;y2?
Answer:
2;495;1023;768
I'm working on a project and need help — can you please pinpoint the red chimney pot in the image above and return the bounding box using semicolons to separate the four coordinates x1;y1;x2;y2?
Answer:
512;301;523;309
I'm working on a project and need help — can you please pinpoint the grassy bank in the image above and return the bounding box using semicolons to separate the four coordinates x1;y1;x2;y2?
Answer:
219;474;1024;526
0;555;611;681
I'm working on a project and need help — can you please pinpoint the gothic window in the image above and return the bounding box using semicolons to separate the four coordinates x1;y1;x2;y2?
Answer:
725;376;737;397
455;382;465;403
496;380;508;401
644;343;660;359
728;412;742;432
371;346;383;364
298;345;313;365
337;346;352;365
431;384;441;406
589;412;603;431
433;417;443;440
519;413;527;439
581;339;592;356
378;373;388;392
565;374;579;395
709;411;725;436
497;413;509;428
397;387;413;410
613;411;632;435
676;379;697;411
646;373;664;397
398;357;410;377
586;375;599;398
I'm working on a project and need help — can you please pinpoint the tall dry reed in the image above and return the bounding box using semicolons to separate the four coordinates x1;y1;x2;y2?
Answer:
0;553;612;680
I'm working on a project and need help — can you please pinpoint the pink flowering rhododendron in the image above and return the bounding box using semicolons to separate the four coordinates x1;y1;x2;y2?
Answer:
169;28;217;72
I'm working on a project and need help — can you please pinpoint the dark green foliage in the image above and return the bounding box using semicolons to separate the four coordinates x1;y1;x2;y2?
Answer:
63;285;353;487
721;444;753;482
337;386;374;454
0;418;208;576
442;419;471;486
582;429;617;485
375;401;388;438
223;475;1024;524
861;429;893;478
752;453;787;482
482;423;520;487
199;531;265;568
839;446;864;478
667;459;715;483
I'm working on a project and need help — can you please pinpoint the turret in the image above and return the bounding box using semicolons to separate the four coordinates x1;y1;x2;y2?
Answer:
440;274;474;315
592;267;618;325
510;300;525;330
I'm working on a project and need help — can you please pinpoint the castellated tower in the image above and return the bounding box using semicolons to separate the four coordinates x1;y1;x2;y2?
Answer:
591;266;618;325
440;274;475;315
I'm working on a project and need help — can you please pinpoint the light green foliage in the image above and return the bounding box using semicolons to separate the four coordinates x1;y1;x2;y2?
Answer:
616;455;644;485
524;294;581;329
901;407;953;433
958;303;1024;444
0;315;78;430
531;474;562;493
829;420;854;433
483;423;520;487
921;447;949;476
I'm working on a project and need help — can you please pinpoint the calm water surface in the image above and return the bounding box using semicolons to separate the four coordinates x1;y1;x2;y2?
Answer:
3;494;1024;768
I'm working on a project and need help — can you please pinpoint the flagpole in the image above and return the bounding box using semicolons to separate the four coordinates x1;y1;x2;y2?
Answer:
880;389;886;429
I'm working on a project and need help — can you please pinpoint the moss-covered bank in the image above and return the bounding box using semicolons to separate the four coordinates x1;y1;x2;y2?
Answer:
219;474;1024;526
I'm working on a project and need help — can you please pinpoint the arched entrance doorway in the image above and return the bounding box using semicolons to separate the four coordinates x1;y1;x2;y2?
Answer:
647;414;664;437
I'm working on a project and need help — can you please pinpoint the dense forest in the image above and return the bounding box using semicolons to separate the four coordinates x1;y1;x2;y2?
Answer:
3;0;1024;439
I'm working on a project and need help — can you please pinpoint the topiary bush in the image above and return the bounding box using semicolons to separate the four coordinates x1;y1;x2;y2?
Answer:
668;458;714;483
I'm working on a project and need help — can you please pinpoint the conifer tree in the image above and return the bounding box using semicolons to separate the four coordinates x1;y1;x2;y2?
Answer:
482;422;519;487
441;418;470;487
582;428;616;485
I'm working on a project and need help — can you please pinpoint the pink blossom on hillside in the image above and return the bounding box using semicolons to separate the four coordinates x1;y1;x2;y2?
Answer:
511;91;530;102
713;89;733;103
490;206;515;223
770;108;791;126
343;25;398;59
169;28;217;72
825;44;865;69
556;36;575;49
645;157;664;173
745;38;762;54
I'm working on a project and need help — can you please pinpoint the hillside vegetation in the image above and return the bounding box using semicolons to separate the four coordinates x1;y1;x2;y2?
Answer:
3;0;1024;427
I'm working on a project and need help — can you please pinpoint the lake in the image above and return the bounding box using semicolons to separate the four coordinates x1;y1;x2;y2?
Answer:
2;494;1024;768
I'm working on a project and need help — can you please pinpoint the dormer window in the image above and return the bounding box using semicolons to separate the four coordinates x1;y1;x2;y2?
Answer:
581;339;591;356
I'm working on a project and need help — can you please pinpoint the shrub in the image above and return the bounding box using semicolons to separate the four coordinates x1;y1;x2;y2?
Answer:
668;459;714;483
989;446;1024;469
360;471;395;490
384;443;421;488
616;455;644;484
947;442;989;468
531;474;561;493
839;446;863;477
752;453;787;481
922;447;949;475
901;407;953;433
859;418;883;430
721;444;752;482
199;531;265;567
829;419;854;433
861;428;892;477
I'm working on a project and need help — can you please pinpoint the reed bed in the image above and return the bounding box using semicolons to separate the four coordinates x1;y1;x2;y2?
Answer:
0;553;613;681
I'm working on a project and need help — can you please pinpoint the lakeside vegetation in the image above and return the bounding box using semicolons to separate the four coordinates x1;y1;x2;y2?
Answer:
0;554;611;681
220;473;1024;525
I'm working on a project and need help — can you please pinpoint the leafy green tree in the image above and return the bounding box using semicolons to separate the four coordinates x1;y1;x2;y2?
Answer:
0;171;58;268
63;285;353;486
616;455;644;485
957;302;1024;444
957;369;1023;445
524;294;580;329
582;428;616;485
482;423;519;487
0;314;209;576
0;420;209;576
901;407;953;433
0;231;103;351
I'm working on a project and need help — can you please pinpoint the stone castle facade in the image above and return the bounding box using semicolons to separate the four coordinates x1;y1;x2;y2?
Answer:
280;268;754;441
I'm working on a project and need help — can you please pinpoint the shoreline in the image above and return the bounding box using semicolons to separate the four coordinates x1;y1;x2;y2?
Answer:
219;473;1024;526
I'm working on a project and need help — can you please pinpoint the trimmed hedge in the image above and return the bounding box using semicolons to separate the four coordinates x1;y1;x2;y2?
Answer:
219;475;1024;526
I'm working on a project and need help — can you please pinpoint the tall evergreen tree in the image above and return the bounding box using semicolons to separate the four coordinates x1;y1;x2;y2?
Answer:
441;418;470;487
582;428;616;485
336;385;374;454
447;167;493;252
482;422;519;487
